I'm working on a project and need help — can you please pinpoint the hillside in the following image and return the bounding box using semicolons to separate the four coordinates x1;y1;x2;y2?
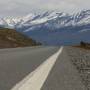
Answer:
0;28;41;48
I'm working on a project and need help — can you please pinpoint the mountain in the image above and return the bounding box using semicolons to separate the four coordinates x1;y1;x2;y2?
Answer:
0;10;90;45
0;28;41;48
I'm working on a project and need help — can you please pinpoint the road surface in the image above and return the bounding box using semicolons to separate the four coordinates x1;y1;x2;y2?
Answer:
0;46;86;90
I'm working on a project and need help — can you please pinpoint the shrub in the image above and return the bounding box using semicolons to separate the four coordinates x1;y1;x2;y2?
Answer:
80;41;86;47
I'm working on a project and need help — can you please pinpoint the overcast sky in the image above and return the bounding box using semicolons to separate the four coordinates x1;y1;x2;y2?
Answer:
0;0;90;17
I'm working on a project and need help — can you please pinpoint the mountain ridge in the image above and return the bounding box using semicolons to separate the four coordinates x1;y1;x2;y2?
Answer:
1;10;90;29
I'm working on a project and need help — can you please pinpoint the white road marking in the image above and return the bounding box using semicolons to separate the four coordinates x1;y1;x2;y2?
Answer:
11;47;63;90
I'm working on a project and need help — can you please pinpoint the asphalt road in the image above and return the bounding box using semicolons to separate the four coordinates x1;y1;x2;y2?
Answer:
0;46;59;90
0;46;87;90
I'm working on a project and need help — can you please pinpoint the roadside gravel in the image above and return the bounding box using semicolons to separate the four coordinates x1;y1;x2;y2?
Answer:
66;47;90;90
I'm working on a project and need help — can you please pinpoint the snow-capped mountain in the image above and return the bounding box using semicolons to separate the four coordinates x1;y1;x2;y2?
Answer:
0;10;90;45
1;10;90;29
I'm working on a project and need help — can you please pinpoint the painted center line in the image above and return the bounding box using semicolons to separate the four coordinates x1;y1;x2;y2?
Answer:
11;47;63;90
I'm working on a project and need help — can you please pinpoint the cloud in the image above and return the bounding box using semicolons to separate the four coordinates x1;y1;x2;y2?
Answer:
0;0;90;17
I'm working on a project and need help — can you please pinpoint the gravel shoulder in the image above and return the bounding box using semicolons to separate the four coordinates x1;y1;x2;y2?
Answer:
66;47;90;90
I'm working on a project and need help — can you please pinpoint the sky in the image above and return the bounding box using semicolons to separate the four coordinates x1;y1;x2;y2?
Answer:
0;0;90;17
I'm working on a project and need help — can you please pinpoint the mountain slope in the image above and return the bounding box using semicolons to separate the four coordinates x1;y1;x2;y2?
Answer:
1;10;90;45
0;28;41;48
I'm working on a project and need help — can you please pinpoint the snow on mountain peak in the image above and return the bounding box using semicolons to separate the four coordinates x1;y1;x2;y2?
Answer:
0;10;90;30
22;13;36;22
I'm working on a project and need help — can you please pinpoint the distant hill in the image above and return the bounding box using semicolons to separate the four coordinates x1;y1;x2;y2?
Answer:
0;28;41;48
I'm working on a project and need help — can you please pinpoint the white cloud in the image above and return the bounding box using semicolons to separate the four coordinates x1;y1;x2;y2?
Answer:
0;0;90;17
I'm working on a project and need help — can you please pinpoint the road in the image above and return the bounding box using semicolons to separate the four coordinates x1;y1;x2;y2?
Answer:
0;46;86;90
